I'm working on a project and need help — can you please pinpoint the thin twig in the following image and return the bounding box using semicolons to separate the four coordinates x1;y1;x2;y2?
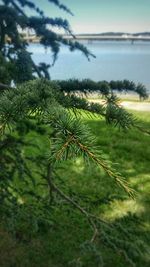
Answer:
0;83;11;90
46;163;54;204
50;180;100;243
135;125;150;135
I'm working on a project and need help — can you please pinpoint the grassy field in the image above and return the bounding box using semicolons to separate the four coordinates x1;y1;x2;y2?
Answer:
0;110;150;267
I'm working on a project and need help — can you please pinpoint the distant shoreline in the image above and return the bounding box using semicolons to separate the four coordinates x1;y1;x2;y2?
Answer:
88;98;150;111
22;32;150;43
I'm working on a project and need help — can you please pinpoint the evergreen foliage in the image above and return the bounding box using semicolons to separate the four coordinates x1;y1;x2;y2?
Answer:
57;79;148;100
0;0;94;84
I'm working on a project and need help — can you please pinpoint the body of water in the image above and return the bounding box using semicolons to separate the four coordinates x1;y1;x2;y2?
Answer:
28;41;150;91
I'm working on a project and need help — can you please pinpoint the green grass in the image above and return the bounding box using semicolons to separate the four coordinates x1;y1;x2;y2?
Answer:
0;110;150;267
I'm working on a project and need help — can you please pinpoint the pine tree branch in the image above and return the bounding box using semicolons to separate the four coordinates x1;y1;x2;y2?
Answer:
46;163;54;204
50;179;99;243
47;0;74;16
135;125;150;135
47;177;140;267
53;129;135;197
0;83;11;90
11;0;27;17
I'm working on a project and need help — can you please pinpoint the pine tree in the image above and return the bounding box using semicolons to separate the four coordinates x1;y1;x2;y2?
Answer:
0;1;149;266
0;0;95;85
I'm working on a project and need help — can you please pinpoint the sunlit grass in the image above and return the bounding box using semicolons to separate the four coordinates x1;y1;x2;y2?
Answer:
102;199;144;221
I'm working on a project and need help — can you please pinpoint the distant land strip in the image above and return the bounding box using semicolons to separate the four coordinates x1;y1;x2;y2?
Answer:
22;33;150;43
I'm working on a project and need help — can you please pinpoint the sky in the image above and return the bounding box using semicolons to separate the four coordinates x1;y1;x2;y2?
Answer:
36;0;150;33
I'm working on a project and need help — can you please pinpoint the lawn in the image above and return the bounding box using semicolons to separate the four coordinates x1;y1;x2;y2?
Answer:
0;110;150;267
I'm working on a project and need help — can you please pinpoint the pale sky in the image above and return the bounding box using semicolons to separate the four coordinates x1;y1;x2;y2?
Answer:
33;0;150;33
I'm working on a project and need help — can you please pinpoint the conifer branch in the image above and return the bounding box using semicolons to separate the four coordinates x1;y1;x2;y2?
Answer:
0;83;11;90
46;163;54;204
49;179;99;243
135;125;150;135
49;113;135;197
54;134;135;197
49;176;139;267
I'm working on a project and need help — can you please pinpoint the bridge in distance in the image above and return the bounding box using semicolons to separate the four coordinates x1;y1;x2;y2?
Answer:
24;34;150;43
69;35;150;42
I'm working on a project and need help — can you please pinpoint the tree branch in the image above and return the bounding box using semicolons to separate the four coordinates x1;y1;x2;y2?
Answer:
0;83;11;90
46;163;54;204
50;179;100;243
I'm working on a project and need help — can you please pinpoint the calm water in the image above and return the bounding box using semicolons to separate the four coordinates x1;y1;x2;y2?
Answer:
28;41;150;91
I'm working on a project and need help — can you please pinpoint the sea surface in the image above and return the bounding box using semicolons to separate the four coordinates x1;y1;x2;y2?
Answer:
28;41;150;91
